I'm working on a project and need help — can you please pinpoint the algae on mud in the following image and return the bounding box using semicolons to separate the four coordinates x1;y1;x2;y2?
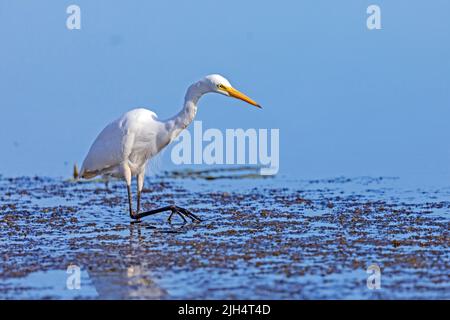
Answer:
0;170;449;299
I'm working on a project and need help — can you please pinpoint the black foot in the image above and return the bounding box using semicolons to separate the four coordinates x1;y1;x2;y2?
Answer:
130;205;201;223
167;205;201;223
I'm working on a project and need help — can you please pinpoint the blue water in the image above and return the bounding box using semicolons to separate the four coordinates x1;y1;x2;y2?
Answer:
0;175;448;299
0;1;449;186
0;1;449;300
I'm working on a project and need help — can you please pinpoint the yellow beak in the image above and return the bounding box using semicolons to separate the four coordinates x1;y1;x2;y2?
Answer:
224;86;261;108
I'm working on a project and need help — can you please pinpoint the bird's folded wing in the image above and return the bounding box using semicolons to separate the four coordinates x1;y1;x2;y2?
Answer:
81;120;134;178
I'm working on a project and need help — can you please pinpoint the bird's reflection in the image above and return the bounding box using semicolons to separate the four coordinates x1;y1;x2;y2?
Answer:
87;263;167;299
85;222;176;300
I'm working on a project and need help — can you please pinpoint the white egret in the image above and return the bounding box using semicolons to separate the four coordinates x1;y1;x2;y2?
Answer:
80;74;261;222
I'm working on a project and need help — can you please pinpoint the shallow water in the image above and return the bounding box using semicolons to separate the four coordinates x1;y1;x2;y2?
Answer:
0;170;449;299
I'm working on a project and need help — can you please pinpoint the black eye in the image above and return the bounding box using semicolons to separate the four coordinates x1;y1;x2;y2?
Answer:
217;84;224;89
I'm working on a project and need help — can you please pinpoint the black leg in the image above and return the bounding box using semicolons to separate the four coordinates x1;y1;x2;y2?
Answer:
131;205;201;223
127;184;141;221
137;190;141;215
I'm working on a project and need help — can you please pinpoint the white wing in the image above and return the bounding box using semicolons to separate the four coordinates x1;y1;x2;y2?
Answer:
80;108;161;179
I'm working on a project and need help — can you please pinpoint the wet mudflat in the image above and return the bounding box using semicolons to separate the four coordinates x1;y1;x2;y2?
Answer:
0;169;449;299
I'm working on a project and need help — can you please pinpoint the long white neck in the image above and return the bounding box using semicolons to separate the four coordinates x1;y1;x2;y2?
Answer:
163;81;208;144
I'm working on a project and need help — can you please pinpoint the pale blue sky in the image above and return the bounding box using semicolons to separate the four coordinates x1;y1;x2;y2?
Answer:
0;1;449;185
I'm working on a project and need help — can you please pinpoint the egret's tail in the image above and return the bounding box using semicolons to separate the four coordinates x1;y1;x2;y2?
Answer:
73;163;97;180
80;169;98;179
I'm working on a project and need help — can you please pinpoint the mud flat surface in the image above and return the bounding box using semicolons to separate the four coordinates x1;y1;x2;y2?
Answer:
0;169;449;299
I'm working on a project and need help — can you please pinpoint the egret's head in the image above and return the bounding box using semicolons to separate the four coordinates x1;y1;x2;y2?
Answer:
203;74;261;108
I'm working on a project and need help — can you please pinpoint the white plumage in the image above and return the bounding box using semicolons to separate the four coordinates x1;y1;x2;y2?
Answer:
80;74;261;221
81;108;160;179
